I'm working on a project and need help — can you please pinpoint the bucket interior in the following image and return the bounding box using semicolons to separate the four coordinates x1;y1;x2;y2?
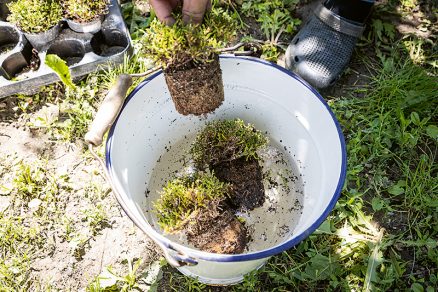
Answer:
106;57;345;258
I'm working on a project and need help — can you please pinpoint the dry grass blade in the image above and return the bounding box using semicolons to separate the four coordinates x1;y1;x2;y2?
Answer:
364;229;385;292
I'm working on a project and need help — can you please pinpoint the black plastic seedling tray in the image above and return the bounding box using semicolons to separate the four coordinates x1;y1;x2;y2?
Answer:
0;0;132;98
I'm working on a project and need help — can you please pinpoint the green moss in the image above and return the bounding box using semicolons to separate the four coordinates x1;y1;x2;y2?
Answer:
63;0;109;23
141;6;237;69
154;172;230;233
7;0;63;34
190;119;269;168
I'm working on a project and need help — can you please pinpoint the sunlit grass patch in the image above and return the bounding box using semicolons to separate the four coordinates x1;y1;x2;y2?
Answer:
0;158;109;289
328;52;437;290
152;44;437;291
0;215;42;290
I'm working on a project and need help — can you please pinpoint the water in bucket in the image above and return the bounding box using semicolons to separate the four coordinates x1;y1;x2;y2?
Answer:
143;130;305;252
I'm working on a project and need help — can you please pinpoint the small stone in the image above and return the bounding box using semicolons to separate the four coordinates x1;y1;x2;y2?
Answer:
0;182;12;195
28;198;42;210
0;196;10;212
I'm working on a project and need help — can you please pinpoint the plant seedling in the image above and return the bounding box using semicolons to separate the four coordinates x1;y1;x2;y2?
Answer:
190;119;269;168
7;0;63;34
154;172;248;254
190;119;269;210
142;7;237;115
154;172;230;233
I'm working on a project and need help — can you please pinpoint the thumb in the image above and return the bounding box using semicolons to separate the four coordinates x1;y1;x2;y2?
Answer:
150;0;181;25
182;0;210;24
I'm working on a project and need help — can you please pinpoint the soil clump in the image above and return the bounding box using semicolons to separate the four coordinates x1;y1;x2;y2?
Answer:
164;55;224;116
213;157;265;211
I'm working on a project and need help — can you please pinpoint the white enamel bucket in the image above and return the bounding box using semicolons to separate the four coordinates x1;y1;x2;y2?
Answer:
105;56;347;285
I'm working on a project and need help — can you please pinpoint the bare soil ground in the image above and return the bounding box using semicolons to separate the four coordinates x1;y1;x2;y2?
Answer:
0;98;159;290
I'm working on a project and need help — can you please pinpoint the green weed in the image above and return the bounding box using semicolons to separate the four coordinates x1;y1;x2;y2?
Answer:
13;162;58;202
121;1;154;39
0;161;56;290
81;203;108;236
87;259;154;291
96;53;155;92
0;215;42;290
329;52;437;290
240;0;301;60
45;54;76;90
159;265;207;292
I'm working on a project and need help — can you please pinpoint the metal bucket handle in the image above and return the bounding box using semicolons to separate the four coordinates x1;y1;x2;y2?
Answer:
84;71;198;267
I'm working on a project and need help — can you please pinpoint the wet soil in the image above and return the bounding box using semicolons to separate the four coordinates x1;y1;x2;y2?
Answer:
213;157;265;211
164;55;224;116
185;204;248;254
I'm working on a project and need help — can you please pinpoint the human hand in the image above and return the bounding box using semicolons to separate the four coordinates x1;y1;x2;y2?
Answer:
149;0;211;25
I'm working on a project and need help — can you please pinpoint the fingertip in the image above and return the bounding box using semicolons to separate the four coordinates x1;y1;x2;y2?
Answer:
182;13;203;25
164;16;176;26
182;0;209;24
150;0;176;25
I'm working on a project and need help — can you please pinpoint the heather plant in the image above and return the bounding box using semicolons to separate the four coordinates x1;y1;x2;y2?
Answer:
190;119;269;168
142;6;237;69
63;0;109;23
7;0;63;33
154;173;230;233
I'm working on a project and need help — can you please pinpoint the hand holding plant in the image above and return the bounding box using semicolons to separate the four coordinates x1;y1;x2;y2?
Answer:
141;6;236;115
149;0;211;25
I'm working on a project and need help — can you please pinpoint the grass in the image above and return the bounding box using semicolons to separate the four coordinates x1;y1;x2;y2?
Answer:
326;53;437;290
87;258;164;291
0;0;436;290
0;160;64;289
0;213;42;289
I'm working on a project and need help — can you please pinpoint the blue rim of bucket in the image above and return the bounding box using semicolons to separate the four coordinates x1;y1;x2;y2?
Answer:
106;55;347;262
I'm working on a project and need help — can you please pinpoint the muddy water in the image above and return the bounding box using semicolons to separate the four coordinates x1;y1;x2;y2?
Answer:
144;133;304;253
